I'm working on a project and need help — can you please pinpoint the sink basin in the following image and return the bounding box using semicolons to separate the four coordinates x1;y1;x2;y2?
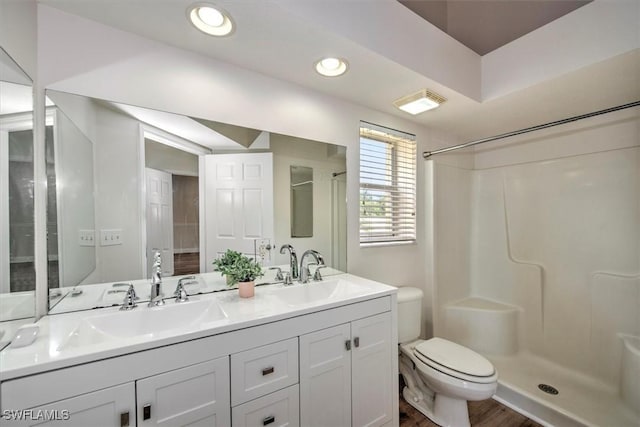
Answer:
58;298;227;350
272;279;364;307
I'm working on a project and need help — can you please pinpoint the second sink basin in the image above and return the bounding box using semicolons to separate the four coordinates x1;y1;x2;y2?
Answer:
272;279;365;307
59;298;227;350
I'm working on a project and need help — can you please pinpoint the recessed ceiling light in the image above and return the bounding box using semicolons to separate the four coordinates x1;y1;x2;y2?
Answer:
315;57;348;77
393;89;446;115
188;3;234;37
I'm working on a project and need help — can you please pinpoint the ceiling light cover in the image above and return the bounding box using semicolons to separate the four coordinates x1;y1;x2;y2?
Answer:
394;89;446;115
315;57;348;77
188;3;234;36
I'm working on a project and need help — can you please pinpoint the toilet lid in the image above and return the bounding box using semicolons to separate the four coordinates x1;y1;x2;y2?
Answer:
414;338;496;382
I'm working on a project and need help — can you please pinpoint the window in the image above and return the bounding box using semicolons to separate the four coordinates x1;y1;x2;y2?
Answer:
359;122;416;245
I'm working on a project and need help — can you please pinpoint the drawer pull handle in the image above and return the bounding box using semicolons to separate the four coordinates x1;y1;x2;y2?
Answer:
120;411;130;427
143;404;151;421
263;415;275;425
354;337;360;348
345;340;351;351
262;366;275;376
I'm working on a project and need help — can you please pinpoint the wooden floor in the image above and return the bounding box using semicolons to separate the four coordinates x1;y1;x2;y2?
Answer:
399;394;542;427
173;252;200;276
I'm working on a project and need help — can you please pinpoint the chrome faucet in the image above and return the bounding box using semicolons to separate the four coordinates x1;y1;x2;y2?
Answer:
299;250;325;284
174;276;198;303
280;244;299;279
149;251;165;307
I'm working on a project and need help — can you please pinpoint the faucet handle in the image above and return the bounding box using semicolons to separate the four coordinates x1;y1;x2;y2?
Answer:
269;267;284;281
178;276;196;285
114;282;139;299
119;284;138;311
174;282;189;303
313;265;327;281
283;272;293;286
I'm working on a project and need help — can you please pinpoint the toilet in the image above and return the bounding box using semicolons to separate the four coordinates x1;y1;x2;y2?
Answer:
397;287;498;427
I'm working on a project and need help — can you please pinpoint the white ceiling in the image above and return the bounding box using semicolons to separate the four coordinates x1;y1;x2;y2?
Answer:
38;0;639;142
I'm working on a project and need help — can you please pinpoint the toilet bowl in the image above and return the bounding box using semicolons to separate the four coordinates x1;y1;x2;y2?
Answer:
397;287;498;427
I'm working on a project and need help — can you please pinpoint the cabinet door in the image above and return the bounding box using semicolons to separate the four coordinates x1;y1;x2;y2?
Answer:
137;356;230;426
9;383;134;427
299;323;351;427
351;312;393;427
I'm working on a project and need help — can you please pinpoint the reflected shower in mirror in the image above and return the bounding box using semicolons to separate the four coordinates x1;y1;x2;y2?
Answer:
291;166;313;238
45;90;347;315
0;48;36;323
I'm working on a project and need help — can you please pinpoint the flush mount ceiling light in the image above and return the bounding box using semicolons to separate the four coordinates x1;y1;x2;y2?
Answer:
315;57;349;77
394;89;446;115
188;3;234;36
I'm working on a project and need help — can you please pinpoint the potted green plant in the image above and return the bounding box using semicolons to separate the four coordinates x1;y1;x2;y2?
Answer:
227;255;264;298
213;249;243;285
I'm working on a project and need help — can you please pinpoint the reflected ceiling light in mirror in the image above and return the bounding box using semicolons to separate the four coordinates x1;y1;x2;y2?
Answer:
393;89;446;115
188;3;234;36
315;57;348;77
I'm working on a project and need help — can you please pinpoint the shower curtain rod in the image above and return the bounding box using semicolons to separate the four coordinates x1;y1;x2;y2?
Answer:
422;100;640;158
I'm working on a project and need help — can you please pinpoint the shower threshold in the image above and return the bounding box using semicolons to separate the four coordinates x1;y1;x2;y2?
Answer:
489;353;638;427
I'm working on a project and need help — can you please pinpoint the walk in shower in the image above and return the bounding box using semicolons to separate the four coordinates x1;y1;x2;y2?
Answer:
427;104;639;426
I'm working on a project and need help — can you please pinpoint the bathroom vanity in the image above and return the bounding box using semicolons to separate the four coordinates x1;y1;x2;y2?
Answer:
0;274;399;427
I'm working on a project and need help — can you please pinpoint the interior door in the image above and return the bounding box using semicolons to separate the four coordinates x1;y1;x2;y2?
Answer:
146;168;174;277
203;153;274;269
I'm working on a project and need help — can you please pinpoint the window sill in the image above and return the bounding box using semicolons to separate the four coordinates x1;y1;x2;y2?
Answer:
359;240;416;249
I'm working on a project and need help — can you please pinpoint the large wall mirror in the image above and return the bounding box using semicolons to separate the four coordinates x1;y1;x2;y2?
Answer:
44;90;348;315
0;48;35;324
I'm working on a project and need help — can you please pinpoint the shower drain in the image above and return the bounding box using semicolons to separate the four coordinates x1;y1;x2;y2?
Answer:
538;384;559;395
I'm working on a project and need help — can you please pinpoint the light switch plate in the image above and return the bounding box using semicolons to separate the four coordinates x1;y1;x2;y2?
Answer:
78;229;95;247
100;229;123;246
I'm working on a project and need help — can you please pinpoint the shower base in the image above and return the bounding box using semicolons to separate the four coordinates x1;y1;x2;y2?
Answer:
489;353;638;427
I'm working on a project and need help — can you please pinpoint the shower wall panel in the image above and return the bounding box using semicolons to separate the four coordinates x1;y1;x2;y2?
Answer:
470;146;640;385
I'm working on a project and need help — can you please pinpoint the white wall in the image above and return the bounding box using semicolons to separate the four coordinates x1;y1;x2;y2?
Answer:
46;91;143;283
36;5;460;292
482;0;640;100
0;0;37;79
51;107;96;287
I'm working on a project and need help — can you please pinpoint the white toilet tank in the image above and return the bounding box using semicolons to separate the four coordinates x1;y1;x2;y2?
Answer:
397;287;423;343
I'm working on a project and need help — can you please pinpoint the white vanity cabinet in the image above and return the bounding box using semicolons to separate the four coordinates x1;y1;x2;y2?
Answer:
299;312;393;427
1;292;397;427
5;357;230;427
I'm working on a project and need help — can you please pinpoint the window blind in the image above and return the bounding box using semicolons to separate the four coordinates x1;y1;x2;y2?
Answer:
359;122;416;245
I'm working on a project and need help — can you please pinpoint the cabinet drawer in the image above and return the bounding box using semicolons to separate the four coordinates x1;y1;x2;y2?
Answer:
231;337;298;405
232;385;299;427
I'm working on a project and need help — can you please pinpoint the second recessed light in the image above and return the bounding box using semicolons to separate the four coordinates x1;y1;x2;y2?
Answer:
315;57;348;77
188;3;234;36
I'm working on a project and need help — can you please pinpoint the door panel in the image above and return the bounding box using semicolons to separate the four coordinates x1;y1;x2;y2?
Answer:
204;153;273;268
299;323;351;427
137;357;230;426
12;383;134;427
351;312;393;427
146;168;174;277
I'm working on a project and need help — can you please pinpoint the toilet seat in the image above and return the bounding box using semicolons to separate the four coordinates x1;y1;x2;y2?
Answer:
413;338;497;384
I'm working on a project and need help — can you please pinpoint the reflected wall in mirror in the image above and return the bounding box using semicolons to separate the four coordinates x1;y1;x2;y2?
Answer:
290;166;313;238
45;90;347;315
45;94;97;292
0;48;35;322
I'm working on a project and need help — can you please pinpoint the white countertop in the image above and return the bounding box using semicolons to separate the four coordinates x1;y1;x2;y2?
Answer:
0;273;396;381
